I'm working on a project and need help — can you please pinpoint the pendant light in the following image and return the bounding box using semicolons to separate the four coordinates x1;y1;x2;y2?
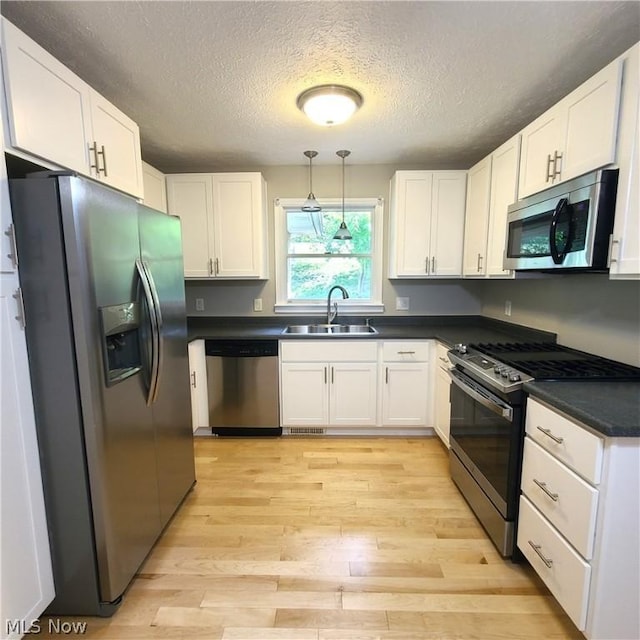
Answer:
333;150;352;240
302;150;321;212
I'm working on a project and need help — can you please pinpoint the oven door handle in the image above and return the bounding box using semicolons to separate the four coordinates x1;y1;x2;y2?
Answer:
449;369;514;422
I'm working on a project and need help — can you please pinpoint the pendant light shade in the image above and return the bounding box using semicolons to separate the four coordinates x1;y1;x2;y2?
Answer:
297;85;363;127
302;150;321;212
333;150;352;240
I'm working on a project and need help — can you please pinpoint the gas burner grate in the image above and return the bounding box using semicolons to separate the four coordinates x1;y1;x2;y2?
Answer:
470;342;640;381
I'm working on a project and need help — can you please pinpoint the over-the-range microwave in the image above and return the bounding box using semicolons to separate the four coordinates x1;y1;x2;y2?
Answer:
504;169;618;271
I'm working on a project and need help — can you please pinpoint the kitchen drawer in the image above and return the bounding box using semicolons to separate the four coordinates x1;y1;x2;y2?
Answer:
526;397;604;484
280;340;378;363
517;496;591;631
521;437;599;559
382;340;430;362
436;341;451;371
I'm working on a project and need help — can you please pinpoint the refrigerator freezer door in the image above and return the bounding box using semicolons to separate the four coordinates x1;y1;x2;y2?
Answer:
138;205;195;527
9;175;163;613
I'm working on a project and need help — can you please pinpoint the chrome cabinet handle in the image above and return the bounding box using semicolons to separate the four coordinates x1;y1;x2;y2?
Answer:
609;237;620;264
528;540;553;568
533;478;559;502
191;371;197;388
13;288;26;329
89;142;100;174
397;350;416;355
536;425;564;444
439;357;449;363
324;366;328;384
208;258;214;275
546;154;554;182
431;256;436;273
215;258;220;275
425;257;429;274
385;366;389;384
5;223;18;268
477;253;483;272
552;151;562;180
97;144;108;176
331;366;334;384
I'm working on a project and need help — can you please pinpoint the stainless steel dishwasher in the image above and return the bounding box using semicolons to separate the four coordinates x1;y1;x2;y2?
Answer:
205;339;281;436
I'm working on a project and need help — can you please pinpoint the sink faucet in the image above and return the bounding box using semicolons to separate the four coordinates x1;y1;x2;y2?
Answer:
327;285;349;325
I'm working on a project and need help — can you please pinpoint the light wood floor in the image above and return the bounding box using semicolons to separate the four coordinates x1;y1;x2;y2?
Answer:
37;437;583;639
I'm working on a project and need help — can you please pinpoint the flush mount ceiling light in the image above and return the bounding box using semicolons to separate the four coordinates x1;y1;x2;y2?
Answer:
301;150;321;212
296;85;363;126
333;149;352;240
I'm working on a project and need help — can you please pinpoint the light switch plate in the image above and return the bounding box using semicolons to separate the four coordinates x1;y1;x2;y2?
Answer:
195;298;205;311
395;297;410;311
253;298;263;312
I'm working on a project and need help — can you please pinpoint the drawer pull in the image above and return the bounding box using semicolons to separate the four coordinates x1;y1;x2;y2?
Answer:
528;540;553;568
397;351;416;355
536;425;564;444
533;478;559;502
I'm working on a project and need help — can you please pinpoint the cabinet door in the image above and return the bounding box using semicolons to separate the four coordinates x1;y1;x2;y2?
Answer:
211;173;267;278
462;158;491;276
486;135;520;277
518;107;565;199
330;363;377;426
434;363;451;447
166;175;214;278
1;277;55;633
381;362;429;426
142;161;168;213
188;340;208;433
89;89;144;198
430;172;466;277
561;59;622;184
389;171;432;277
280;362;328;426
1;18;92;175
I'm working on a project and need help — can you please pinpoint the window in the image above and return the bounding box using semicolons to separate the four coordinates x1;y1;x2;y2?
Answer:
274;198;384;313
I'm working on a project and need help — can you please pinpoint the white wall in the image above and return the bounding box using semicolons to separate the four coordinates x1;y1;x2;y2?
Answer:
475;274;640;366
185;163;483;317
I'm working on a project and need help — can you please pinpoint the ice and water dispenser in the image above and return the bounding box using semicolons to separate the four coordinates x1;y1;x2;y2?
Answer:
99;302;142;385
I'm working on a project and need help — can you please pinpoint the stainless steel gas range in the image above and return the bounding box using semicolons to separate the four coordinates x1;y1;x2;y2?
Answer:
446;341;640;558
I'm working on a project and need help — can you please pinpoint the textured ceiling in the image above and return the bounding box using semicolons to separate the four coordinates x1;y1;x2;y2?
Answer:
1;1;639;172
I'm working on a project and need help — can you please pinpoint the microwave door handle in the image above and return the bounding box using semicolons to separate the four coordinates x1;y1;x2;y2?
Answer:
448;370;513;422
549;197;573;265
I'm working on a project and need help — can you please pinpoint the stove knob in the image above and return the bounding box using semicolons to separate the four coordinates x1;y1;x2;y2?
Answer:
500;369;510;378
509;373;522;382
454;343;468;354
493;365;502;374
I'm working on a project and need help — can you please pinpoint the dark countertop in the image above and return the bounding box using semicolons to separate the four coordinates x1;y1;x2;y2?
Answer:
187;314;640;438
524;381;640;438
187;314;555;347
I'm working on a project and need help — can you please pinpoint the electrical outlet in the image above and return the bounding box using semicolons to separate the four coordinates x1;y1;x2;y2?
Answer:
395;297;410;311
253;298;263;312
504;300;512;317
195;298;205;312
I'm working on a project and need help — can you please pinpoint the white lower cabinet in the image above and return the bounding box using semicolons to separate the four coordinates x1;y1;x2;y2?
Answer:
380;341;431;427
518;397;640;640
433;342;451;447
187;340;208;433
280;341;378;428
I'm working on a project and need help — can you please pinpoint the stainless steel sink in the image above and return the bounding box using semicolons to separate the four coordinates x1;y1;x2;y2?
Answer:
282;324;377;335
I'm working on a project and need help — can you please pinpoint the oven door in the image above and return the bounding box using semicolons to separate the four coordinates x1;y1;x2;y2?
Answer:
448;368;523;520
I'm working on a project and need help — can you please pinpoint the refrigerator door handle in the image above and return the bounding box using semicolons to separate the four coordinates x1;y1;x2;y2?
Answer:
141;260;164;403
135;259;160;405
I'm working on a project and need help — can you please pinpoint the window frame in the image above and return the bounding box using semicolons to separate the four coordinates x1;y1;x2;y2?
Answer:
274;197;384;314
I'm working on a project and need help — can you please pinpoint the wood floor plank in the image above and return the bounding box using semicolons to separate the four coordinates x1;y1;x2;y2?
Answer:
32;437;586;639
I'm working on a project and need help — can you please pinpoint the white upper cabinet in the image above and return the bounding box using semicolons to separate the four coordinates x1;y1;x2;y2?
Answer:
166;172;268;279
486;134;520;276
1;19;143;198
141;161;168;213
462;134;520;279
389;170;466;278
518;57;623;199
462;156;491;276
610;43;640;279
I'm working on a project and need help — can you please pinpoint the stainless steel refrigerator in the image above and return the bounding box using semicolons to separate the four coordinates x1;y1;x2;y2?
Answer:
9;172;196;616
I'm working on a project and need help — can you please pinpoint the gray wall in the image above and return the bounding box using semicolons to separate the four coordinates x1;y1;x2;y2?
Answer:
475;274;640;367
185;163;482;317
